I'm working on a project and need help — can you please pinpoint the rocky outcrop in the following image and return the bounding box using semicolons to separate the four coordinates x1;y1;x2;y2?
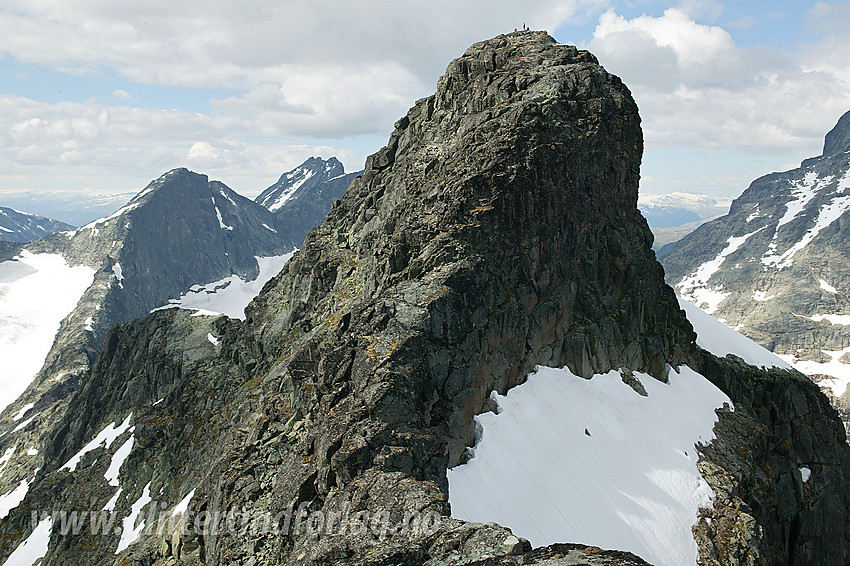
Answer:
693;352;850;565
1;31;848;566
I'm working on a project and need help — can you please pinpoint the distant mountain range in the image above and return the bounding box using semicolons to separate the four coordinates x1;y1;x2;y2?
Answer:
637;192;732;252
0;192;136;227
0;207;74;242
662;110;850;436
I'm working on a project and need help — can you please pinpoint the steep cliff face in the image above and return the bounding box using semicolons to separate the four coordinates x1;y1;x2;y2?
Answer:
1;31;848;566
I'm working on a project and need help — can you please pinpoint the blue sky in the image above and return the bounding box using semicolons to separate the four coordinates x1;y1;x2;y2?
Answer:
1;0;849;215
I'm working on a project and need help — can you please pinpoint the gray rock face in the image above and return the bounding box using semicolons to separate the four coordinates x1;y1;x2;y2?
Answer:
0;206;74;242
255;156;362;246
823;110;850;157
661;111;850;438
1;31;849;566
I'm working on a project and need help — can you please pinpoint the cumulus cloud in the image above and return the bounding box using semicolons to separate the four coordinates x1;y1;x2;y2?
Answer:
586;8;850;155
0;0;608;193
0;0;601;88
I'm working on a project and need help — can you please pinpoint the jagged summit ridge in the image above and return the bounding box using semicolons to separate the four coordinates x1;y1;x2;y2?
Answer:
255;156;362;246
255;156;346;212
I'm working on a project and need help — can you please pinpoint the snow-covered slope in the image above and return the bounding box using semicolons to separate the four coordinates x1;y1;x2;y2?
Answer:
0;251;94;413
0;207;74;243
678;297;791;370
153;252;295;320
448;364;731;566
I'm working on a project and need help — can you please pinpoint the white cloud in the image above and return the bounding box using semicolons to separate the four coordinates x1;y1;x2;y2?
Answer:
0;95;358;195
0;0;601;89
0;0;608;194
587;8;850;155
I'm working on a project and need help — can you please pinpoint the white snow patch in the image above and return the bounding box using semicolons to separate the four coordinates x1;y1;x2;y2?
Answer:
152;253;295;320
112;263;124;288
12;403;34;422
85;316;94;331
104;434;134;487
819;279;839;294
81;202;141;230
778;346;850;397
214;205;233;231
448;364;731;566
752;290;775;302
152;398;164;406
676;229;762;314
809;314;850;325
218;188;237;207
4;515;52;566
12;416;35;433
0;251;95;413
61;413;134;472
0;480;30;519
207;333;219;346
762;195;850;269
189;309;220;317
171;488;196;517
103;487;122;512
775;172;829;231
261;223;277;233
0;447;15;471
25;447;37;456
800;467;811;483
267;169;315;212
678;298;791;369
116;482;151;554
746;206;760;222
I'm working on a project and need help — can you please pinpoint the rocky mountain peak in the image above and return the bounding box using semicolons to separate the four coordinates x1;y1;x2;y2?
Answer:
3;32;850;566
128;167;211;205
823;109;850;157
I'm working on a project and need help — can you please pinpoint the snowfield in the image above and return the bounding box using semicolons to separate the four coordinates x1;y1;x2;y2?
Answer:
448;364;732;566
0;251;95;413
678;297;792;370
152;253;294;320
